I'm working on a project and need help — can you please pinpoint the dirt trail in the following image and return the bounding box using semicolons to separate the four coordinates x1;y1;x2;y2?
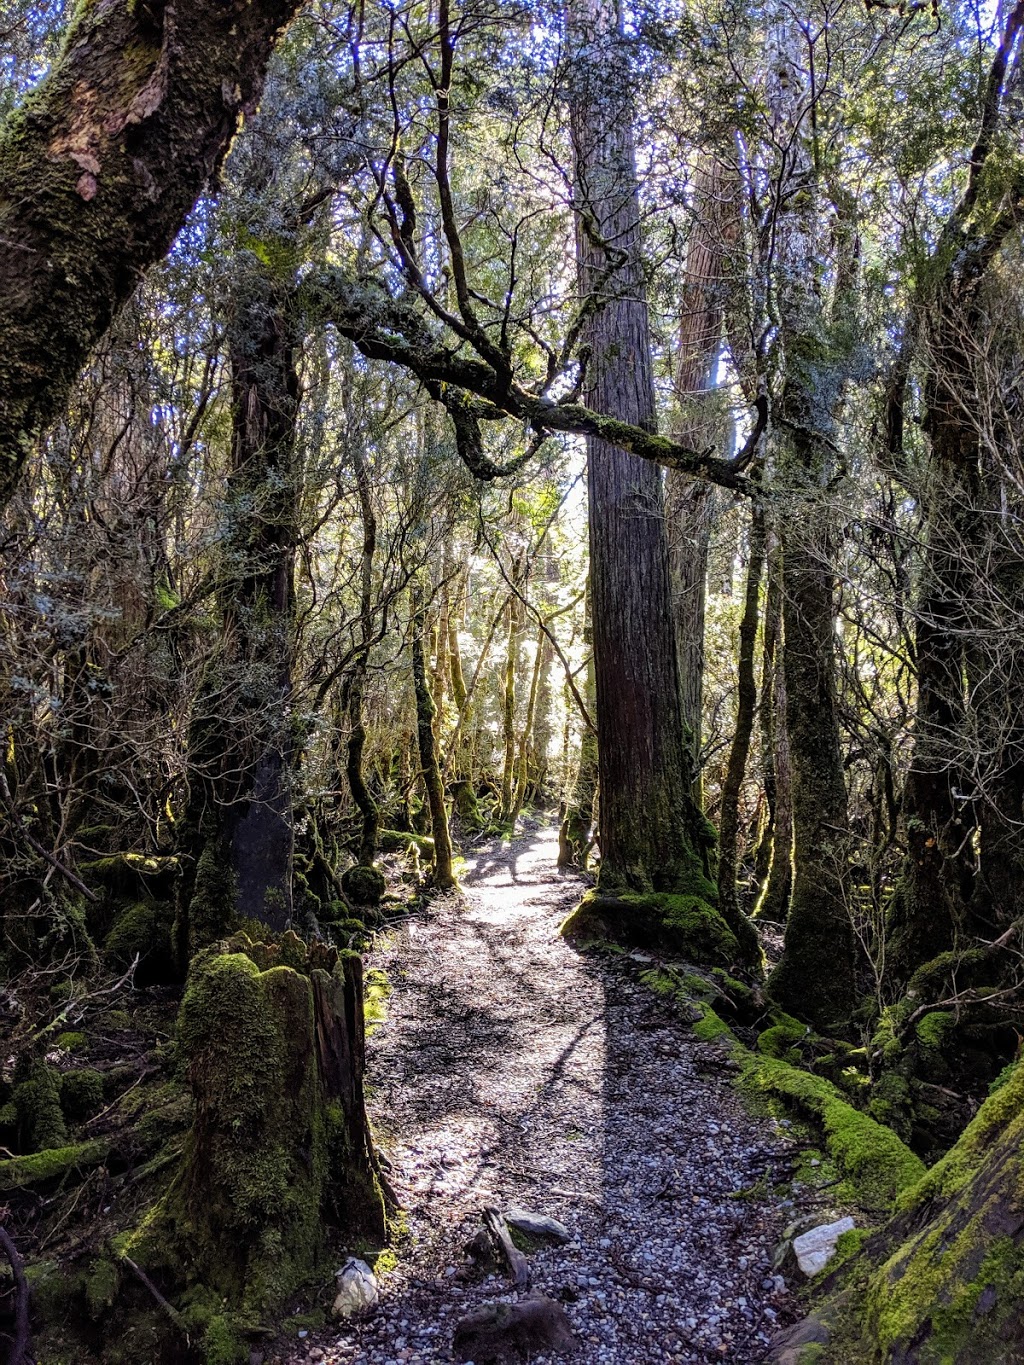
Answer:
297;821;798;1365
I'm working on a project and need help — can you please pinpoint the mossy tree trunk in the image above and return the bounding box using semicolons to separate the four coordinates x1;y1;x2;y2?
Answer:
665;155;734;783
769;504;855;1027
753;542;793;918
0;0;300;511
511;620;546;821
498;578;524;825
177;206;301;952
559;649;598;871
219;250;301;931
762;25;857;1027
566;0;717;904
411;583;456;888
345;427;381;868
809;1061;1024;1362
884;1;1024;984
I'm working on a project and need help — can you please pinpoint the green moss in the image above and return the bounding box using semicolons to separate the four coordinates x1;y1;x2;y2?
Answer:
914;1009;954;1051
0;1138;109;1190
202;1314;247;1365
82;853;179;899
378;829;435;857
85;1257;120;1319
186;834;238;957
365;967;391;1036
341;864;386;905
740;1055;924;1213
60;1068;105;1123
905;947;989;999
757;1018;808;1060
15;1059;68;1148
562;889;740;966
899;1057;1024;1209
132;946;385;1320
692;1006;734;1042
56;1030;87;1053
988;1061;1017;1095
105;900;178;985
867;1071;913;1141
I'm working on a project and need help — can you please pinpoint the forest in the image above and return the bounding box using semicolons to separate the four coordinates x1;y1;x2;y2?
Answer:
3;0;1024;1358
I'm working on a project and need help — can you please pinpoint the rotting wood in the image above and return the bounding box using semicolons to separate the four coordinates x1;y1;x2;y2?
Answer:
482;1206;530;1289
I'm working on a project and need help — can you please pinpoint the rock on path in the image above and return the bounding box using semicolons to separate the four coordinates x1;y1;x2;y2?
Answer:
288;822;798;1365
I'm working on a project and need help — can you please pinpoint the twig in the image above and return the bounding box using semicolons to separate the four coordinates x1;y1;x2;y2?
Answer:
83;1067;153;1129
0;773;98;904
118;1254;189;1343
0;1226;30;1365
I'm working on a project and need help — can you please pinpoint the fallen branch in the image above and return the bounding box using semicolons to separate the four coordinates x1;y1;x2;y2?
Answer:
0;1226;30;1365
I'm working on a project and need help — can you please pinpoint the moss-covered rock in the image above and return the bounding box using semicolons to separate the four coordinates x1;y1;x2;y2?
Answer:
562;888;741;967
341;864;386;906
104;900;178;985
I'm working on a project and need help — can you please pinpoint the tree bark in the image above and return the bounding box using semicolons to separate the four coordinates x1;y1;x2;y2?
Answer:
666;156;734;773
566;0;715;901
345;429;381;868
411;584;455;888
0;0;300;509
762;23;856;1027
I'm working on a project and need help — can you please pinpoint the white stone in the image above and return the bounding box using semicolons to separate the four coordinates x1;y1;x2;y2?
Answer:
792;1217;856;1276
505;1207;572;1244
332;1257;379;1318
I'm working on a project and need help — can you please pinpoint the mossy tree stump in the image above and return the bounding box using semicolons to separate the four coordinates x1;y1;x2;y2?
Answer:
135;935;385;1337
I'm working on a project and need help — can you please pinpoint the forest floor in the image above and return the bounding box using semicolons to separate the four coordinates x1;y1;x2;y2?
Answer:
285;818;803;1365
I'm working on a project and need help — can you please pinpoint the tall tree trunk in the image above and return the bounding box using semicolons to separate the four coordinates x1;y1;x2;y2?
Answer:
666;156;733;775
565;0;718;907
0;0;300;509
883;0;1024;982
499;581;524;824
511;621;546;822
763;24;856;1027
411;585;456;889
217;252;301;933
754;543;794;919
345;430;380;868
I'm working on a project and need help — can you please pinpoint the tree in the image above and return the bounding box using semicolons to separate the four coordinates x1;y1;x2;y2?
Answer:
0;0;302;509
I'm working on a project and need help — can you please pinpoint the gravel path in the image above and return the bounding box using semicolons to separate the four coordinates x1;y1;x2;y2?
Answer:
291;822;799;1365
